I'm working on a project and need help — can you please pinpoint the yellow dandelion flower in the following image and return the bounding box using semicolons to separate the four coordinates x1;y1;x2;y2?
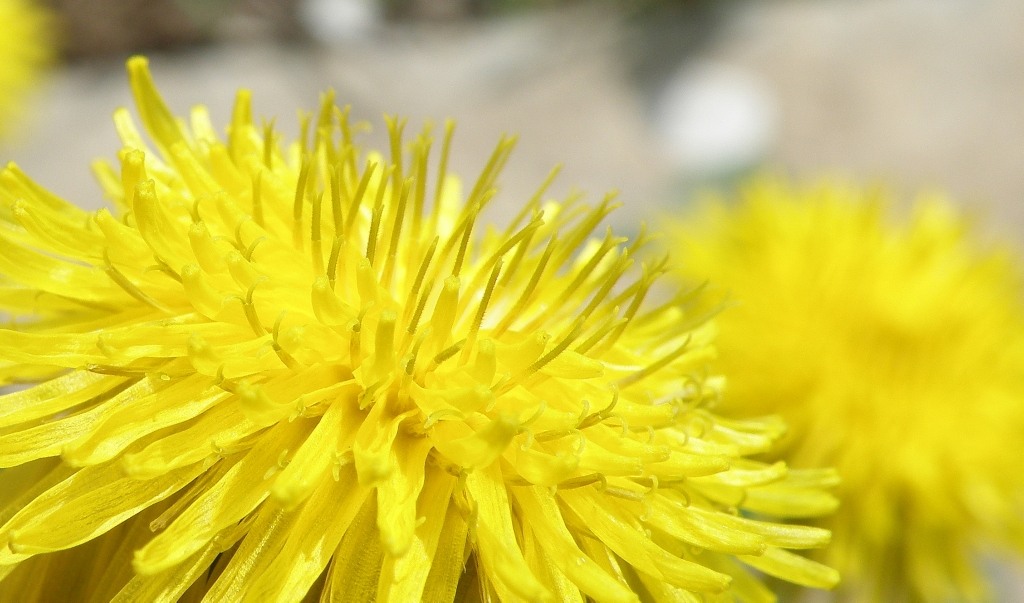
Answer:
667;176;1024;602
0;0;54;136
0;59;839;602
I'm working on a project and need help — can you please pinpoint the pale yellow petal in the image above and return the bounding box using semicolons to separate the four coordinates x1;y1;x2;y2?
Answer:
243;465;369;602
323;495;383;603
513;485;638;603
464;464;549;602
376;464;457;603
559;489;731;593
739;546;840;589
1;461;203;557
133;420;310;575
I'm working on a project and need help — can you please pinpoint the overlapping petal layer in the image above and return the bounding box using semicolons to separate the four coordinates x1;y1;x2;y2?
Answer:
669;177;1024;602
0;59;838;602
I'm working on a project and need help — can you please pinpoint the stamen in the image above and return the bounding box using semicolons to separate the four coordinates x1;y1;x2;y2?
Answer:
380;178;411;289
498;209;544;288
292;155;311;249
343;161;377;242
310;192;324;275
617;335;693;389
298;110;312;154
604;486;644;502
432;119;455;211
350;314;363;365
262;119;276;168
545;227;619;316
329;164;343;234
411;132;430;234
557;473;606;490
242;236;266;262
427;276;460;352
271;311;301;370
470;213;543;291
362;166;389;266
573;314;627;355
405;330;427;376
405;275;435;340
241;282;266;336
491;235;557;336
465;136;516;210
505;164;560;233
103;249;171;312
517;316;585;381
551;193;620;268
350;260;378;314
372;310;397;377
451;200;483;278
461;259;502;363
326;234;343;289
385;115;406;200
403;236;439;330
251;171;264;227
431;338;466;368
577;388;619;429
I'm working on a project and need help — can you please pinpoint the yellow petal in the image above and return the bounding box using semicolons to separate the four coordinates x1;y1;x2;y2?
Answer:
0;378;156;467
513;486;638;603
197;505;298;602
419;487;470;603
464;463;549;602
63;375;225;467
1;461;203;556
0;370;124;429
111;520;249;603
375;436;432;557
739;546;840;589
324;495;384;603
376;464;457;603
430;414;518;470
126;57;188;154
132;420;310;575
270;398;351;509
122;401;260;479
559;489;731;593
642;494;765;555
521;523;585;603
243;465;370;602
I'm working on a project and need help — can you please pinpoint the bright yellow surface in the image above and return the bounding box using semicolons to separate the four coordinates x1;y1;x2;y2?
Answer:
0;0;52;137
0;60;838;602
670;177;1024;602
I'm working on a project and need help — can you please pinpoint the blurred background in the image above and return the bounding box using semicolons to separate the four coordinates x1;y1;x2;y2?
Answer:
3;0;1022;238
0;0;1023;597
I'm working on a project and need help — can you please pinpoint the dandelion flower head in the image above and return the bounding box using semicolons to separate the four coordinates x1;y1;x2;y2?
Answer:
667;176;1024;602
0;60;840;602
0;0;53;137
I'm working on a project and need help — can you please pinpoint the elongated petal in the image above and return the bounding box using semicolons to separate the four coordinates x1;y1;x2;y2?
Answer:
132;420;309;574
514;486;638;603
1;461;203;557
464;464;548;602
244;465;370;602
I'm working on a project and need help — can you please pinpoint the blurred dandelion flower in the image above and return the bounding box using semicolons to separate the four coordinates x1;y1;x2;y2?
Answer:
668;177;1024;602
0;59;839;602
0;0;53;137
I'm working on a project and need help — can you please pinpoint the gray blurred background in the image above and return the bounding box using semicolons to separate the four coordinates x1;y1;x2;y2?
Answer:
4;0;1023;236
1;1;1023;596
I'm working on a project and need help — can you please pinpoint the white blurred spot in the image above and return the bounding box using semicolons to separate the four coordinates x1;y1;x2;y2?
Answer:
655;60;777;177
299;0;382;43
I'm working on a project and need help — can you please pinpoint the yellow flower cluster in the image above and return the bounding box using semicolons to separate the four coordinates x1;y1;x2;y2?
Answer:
0;59;838;601
669;177;1024;602
0;0;53;137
